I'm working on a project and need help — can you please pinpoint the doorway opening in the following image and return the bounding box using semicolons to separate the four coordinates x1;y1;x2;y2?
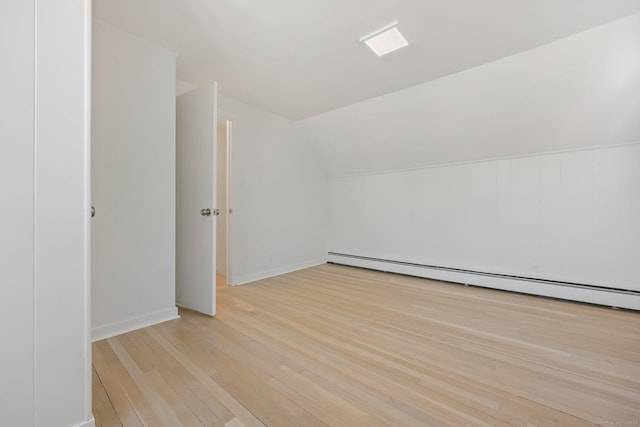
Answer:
216;117;232;288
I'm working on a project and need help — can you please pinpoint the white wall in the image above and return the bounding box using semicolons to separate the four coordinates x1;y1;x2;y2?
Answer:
304;14;640;176
219;96;327;285
92;22;178;340
177;79;197;96
1;1;36;422
306;14;640;308
328;144;640;292
1;0;93;426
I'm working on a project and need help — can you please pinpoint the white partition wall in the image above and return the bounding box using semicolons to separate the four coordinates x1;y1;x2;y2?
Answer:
35;1;93;425
92;22;178;340
0;0;94;425
1;1;36;423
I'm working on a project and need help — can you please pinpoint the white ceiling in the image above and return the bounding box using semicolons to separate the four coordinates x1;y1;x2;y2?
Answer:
94;0;640;120
302;13;640;176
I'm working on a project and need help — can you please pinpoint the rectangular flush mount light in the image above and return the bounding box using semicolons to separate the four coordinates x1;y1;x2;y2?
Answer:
360;21;408;56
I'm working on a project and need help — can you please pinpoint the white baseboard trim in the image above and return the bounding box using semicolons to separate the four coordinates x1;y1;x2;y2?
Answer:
233;258;326;286
73;418;95;427
327;253;640;311
92;307;180;342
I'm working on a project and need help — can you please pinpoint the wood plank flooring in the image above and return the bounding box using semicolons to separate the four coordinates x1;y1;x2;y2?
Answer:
93;264;640;426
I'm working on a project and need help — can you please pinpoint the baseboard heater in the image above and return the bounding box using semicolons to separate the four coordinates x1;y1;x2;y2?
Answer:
327;252;640;311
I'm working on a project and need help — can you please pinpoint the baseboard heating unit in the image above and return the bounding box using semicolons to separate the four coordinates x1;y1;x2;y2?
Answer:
327;252;640;311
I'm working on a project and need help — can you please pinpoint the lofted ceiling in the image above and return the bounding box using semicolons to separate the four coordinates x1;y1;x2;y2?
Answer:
94;0;640;120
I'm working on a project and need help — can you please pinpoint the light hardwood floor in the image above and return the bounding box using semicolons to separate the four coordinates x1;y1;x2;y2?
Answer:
93;264;640;426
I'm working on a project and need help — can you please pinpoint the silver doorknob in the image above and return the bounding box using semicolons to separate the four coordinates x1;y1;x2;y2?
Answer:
213;208;220;216
200;208;211;216
91;206;95;218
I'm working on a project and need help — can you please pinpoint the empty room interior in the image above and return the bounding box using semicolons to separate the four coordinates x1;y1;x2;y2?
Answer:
2;1;640;427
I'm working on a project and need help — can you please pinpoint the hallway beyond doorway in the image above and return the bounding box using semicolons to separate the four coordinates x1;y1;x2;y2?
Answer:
216;272;227;289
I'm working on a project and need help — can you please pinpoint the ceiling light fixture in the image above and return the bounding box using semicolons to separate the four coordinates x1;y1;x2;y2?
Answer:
360;21;408;57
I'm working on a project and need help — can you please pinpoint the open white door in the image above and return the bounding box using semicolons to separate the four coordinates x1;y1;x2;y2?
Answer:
176;83;217;315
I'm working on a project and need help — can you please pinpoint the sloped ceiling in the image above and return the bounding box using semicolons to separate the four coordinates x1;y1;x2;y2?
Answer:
94;0;640;120
302;14;640;176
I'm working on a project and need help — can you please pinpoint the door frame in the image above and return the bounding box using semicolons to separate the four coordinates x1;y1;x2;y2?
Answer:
218;114;234;285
